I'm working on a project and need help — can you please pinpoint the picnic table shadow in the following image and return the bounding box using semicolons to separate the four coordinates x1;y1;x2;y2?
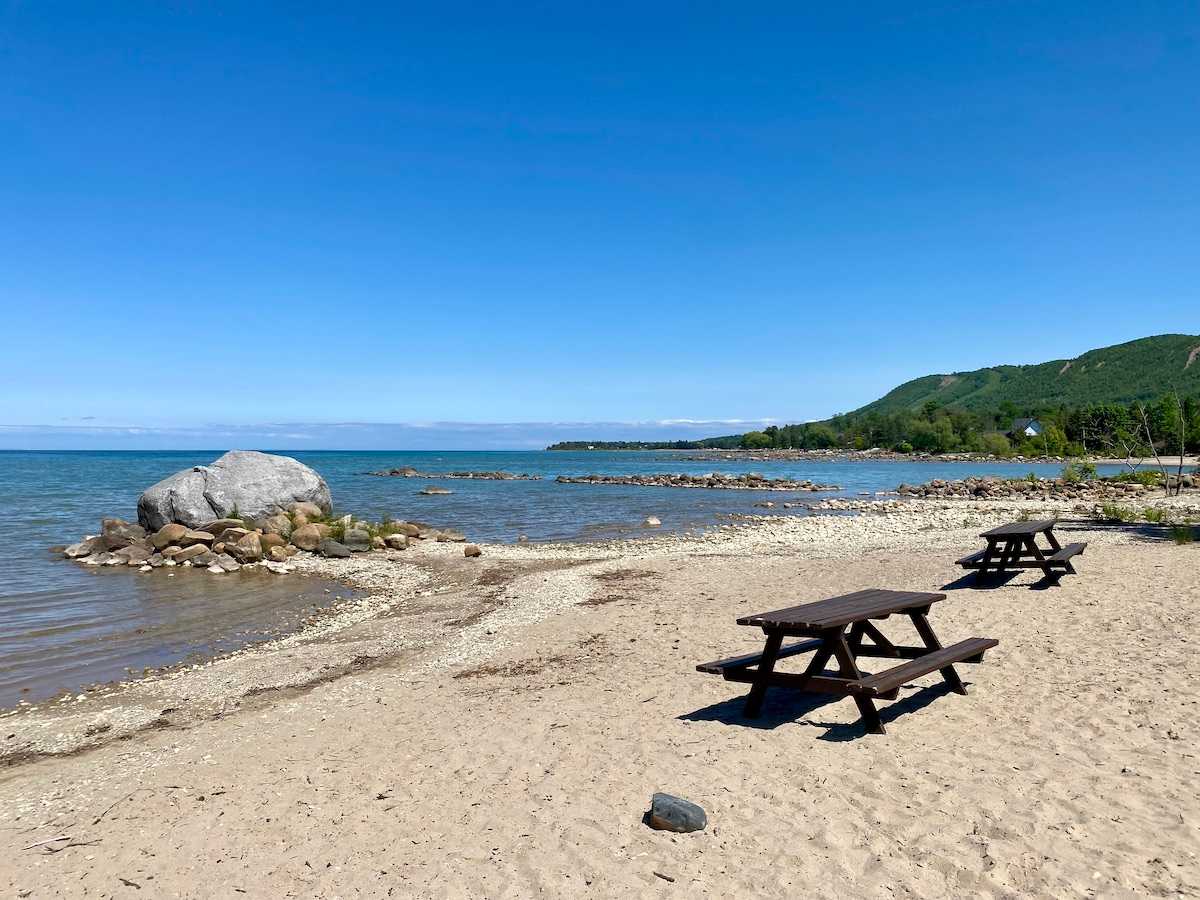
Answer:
679;679;961;742
941;570;1065;592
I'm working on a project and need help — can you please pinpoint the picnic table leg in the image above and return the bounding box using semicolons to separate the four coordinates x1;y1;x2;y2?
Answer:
977;538;999;577
829;632;884;734
743;631;784;718
908;609;967;695
1023;535;1054;580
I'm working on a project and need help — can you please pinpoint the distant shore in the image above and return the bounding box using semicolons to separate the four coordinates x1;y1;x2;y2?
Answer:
593;447;1200;467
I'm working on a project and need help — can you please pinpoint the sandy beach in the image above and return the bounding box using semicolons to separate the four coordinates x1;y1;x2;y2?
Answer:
2;498;1198;898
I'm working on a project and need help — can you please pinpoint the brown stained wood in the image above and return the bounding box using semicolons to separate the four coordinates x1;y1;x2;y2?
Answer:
695;639;822;675
737;589;946;630
980;518;1057;538
856;638;998;696
742;632;783;718
702;589;998;735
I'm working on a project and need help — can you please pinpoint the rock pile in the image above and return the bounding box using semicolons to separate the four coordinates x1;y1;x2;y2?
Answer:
896;476;1162;502
369;468;541;480
61;506;472;576
554;473;840;491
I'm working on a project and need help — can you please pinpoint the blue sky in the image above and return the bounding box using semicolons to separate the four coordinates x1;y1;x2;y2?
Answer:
2;2;1197;448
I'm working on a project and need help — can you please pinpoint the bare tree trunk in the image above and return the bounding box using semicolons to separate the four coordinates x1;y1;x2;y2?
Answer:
1136;402;1171;497
1174;389;1186;497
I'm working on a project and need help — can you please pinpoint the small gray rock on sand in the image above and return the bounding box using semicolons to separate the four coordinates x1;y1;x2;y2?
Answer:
647;793;706;833
318;539;352;559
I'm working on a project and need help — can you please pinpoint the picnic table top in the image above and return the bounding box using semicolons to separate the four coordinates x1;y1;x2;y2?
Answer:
980;518;1058;538
737;588;946;631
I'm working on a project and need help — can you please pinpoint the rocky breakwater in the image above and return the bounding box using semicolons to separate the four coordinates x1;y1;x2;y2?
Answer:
896;475;1163;502
61;508;477;575
60;451;484;576
555;472;840;491
368;468;541;480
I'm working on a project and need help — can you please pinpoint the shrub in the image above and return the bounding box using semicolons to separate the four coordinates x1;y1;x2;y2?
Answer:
1098;504;1137;523
893;441;914;454
1062;462;1098;484
1143;507;1165;524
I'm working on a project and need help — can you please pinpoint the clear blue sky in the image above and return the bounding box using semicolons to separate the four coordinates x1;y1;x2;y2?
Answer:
2;2;1197;448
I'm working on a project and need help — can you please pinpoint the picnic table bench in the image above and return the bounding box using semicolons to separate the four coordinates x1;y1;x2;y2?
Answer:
957;518;1085;580
697;588;997;734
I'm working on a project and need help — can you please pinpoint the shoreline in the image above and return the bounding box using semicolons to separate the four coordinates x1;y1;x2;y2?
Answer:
6;488;1199;761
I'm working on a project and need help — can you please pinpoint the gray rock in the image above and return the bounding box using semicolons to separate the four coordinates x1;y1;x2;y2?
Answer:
438;529;467;543
137;450;332;530
215;553;241;572
64;537;103;559
102;519;147;544
113;545;152;565
648;793;706;833
343;528;371;552
318;539;352;559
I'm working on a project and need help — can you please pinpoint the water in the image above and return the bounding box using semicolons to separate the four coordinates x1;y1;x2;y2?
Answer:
0;449;1121;708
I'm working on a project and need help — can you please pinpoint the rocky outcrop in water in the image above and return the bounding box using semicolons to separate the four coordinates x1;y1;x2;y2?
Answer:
137;451;332;530
61;509;473;576
896;476;1173;501
368;468;541;480
554;473;839;491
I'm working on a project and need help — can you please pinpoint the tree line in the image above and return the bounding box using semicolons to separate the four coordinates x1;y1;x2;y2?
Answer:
736;394;1200;456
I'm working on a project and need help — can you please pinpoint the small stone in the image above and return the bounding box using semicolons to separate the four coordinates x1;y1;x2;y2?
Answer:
371;535;386;550
420;487;452;495
464;544;482;558
318;539;352;559
260;514;293;538
648;793;706;833
517;534;529;543
643;516;662;527
228;532;263;563
290;500;324;520
438;529;467;543
178;530;215;547
384;533;408;550
268;545;289;562
343;528;371;552
150;525;189;554
260;532;286;552
206;564;225;574
291;523;326;551
173;544;209;563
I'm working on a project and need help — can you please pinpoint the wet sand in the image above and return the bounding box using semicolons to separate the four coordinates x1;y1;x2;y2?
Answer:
1;496;1197;897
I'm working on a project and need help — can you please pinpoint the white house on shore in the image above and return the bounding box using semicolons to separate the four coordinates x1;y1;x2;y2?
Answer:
1009;417;1043;438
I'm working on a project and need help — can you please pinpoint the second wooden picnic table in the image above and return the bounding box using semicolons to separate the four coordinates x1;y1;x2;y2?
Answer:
957;518;1086;580
698;588;997;734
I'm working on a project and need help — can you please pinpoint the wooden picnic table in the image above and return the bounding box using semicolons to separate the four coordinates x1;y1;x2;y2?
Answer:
957;518;1086;580
697;588;997;734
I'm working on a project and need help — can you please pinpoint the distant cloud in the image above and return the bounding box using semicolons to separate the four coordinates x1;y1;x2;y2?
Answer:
0;418;780;450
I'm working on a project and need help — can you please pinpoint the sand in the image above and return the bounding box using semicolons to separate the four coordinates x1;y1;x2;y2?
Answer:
1;499;1197;898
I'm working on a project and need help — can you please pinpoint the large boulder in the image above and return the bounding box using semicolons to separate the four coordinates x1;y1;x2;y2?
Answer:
137;451;331;530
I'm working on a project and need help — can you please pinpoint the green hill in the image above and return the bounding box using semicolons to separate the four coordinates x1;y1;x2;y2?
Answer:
850;334;1200;417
